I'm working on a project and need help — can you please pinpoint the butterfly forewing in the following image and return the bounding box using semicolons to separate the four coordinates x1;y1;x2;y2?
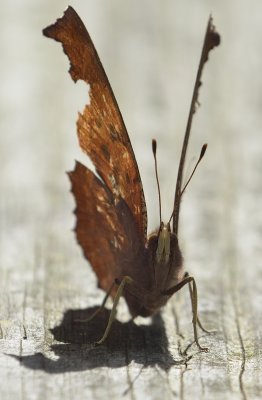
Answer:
43;6;147;244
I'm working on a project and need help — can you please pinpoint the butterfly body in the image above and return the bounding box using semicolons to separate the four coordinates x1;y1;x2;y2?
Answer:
118;222;184;317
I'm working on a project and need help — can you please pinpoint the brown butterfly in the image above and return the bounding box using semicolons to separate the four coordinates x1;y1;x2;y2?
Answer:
43;6;220;351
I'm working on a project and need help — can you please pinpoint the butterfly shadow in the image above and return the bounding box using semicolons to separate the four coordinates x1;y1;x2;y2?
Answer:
12;306;189;373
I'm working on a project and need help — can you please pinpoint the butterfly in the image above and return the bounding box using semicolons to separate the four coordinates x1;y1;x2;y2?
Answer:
43;6;220;351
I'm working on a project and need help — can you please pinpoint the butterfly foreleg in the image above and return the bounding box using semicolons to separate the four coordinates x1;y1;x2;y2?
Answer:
162;275;208;352
95;275;134;345
184;272;213;334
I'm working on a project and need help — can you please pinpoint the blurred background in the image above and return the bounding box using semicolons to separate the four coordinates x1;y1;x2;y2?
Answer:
1;0;262;283
1;0;262;313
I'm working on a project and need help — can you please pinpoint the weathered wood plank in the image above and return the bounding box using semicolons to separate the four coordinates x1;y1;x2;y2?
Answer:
1;1;262;399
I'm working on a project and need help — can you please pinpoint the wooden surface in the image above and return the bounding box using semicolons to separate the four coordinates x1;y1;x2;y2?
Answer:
1;1;262;399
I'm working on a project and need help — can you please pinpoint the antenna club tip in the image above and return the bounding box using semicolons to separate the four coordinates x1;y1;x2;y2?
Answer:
200;143;208;158
152;139;157;155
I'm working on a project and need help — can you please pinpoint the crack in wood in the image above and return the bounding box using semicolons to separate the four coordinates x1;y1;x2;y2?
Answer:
22;324;27;340
124;329;138;399
235;315;248;400
179;365;187;400
123;366;143;398
171;304;184;356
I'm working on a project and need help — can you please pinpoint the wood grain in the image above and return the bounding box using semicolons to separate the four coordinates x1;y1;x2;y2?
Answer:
0;1;262;399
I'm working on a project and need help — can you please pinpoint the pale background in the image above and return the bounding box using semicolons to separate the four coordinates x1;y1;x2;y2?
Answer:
0;1;262;399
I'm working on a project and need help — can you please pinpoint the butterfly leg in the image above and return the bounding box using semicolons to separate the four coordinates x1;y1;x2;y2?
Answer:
184;272;213;334
75;281;115;323
162;275;208;352
95;275;134;345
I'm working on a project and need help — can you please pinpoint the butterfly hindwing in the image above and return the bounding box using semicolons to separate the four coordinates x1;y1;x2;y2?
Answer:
68;162;127;293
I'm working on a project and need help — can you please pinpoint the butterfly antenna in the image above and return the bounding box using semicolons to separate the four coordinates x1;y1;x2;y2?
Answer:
152;139;162;225
169;144;207;224
180;143;207;197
